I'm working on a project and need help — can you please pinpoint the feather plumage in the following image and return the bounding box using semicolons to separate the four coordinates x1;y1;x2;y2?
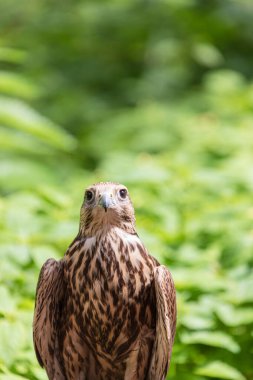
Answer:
33;182;176;380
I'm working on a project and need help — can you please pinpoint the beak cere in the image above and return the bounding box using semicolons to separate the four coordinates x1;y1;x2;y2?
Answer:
99;193;113;212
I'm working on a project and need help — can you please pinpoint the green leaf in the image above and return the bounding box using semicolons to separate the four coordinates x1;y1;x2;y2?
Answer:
172;268;225;291
192;43;223;68
215;303;253;326
0;71;38;99
195;361;246;380
0;47;26;63
32;246;60;268
0;158;56;190
181;331;240;353
0;244;30;266
224;277;253;304
0;286;16;314
0;320;26;365
30;367;47;380
0;374;29;380
181;315;214;330
0;126;53;155
204;70;246;95
0;97;76;151
99;152;169;183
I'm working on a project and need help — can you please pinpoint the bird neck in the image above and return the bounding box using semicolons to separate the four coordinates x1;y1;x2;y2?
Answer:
79;221;137;238
79;206;136;238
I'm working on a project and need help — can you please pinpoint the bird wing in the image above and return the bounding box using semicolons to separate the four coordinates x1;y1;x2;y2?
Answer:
148;265;177;380
33;258;66;380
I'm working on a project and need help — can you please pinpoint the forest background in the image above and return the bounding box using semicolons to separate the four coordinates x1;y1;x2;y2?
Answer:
0;1;253;379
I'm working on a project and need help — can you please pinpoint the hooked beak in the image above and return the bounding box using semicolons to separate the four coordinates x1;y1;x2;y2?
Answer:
99;193;114;212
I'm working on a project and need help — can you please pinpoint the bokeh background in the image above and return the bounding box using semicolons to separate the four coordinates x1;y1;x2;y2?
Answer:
0;1;253;379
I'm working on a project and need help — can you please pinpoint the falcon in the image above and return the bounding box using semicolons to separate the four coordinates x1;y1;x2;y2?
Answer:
33;182;176;380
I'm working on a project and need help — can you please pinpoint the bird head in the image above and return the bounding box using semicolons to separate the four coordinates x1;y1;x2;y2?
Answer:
79;182;136;235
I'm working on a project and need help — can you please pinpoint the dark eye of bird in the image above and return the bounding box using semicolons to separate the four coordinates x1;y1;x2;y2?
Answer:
85;190;93;201
119;188;127;199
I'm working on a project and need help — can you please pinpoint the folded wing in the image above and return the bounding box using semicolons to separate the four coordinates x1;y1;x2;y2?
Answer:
33;258;66;380
148;265;177;380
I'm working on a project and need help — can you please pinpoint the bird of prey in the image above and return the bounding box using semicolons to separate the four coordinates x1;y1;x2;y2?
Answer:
33;182;176;380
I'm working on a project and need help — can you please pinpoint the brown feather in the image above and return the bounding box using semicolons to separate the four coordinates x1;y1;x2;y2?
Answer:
33;259;66;379
33;182;177;380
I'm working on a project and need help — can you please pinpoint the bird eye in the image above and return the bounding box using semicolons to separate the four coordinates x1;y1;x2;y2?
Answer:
85;190;94;202
119;188;127;199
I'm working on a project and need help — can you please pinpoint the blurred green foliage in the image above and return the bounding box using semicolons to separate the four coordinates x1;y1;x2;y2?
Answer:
0;0;253;379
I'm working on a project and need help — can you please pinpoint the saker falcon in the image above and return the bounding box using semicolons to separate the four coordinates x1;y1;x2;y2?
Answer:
33;182;177;380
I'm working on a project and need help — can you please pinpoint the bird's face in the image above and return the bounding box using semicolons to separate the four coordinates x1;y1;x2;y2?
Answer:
79;182;136;235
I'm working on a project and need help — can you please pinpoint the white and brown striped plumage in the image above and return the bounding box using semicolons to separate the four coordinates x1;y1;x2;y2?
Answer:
33;182;176;380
